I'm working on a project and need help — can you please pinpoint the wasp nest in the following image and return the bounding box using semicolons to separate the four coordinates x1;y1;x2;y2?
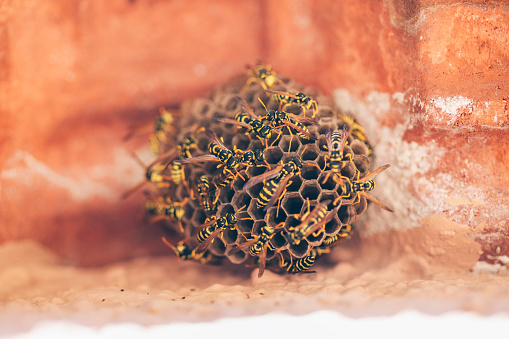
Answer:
139;65;391;276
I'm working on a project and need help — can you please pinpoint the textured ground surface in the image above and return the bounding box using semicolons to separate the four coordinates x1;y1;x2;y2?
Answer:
1;231;508;336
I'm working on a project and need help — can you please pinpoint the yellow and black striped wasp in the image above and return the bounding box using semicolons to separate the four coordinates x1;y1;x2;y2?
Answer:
322;224;353;247
278;246;331;274
234;146;271;177
265;89;318;119
158;135;199;188
208;148;264;191
337;112;372;157
336;164;393;212
193;207;248;254
148;108;177;155
194;175;218;214
123;107;178;155
212;166;238;190
241;64;282;93
177;130;240;171
143;192;188;233
281;199;339;246
162;237;214;264
322;125;352;185
258;99;318;152
227;223;283;278
213;97;275;147
120;152;175;200
123;132;200;198
242;157;303;213
120;135;199;199
337;112;369;144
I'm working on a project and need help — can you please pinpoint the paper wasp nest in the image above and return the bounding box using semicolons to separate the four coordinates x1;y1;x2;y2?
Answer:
152;70;373;273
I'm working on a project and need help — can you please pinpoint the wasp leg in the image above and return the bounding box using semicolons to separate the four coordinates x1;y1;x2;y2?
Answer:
270;130;283;147
276;181;292;219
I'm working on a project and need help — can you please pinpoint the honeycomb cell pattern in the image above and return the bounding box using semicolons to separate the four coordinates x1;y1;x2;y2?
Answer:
144;67;384;275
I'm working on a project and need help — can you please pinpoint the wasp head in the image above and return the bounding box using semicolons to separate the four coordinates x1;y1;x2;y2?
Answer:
292;157;303;170
254;149;265;162
266;109;276;121
226;213;238;225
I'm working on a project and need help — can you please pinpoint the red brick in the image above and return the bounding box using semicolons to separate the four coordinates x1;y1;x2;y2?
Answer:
416;5;509;128
0;0;264;265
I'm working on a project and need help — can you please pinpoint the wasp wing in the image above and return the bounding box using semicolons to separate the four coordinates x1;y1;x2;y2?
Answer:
227;237;258;256
120;180;148;200
242;165;282;190
191;217;219;235
262;174;293;212
176;154;220;164
280;120;317;140
212;117;252;130
264;89;299;100
285;112;320;126
304;204;340;238
234;96;258;120
338;124;350;156
359;192;394;212
325;128;333;152
357;164;391;183
297;200;331;231
205;129;231;151
195;227;223;254
257;244;268;278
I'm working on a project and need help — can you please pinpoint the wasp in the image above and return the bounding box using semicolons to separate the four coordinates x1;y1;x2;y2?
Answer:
322;125;351;185
322;224;353;247
212;166;238;190
228;224;282;278
337;113;372;157
153;135;200;181
281;199;338;246
336;164;393;212
234;146;271;177
278;246;331;274
194;207;248;253
258;99;318;152
166;136;199;187
242;157;303;212
194;175;218;214
241;64;282;93
144;193;188;232
237;148;266;167
123;107;177;155
121;155;174;200
148;108;177;155
162;237;214;264
177;130;240;171
213;97;275;146
337;112;368;143
265;89;318;119
122;134;200;199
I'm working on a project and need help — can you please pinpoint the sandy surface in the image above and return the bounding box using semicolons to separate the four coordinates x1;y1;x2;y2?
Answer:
2;215;509;336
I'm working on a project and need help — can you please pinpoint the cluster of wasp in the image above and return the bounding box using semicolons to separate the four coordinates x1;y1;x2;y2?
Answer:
124;64;393;277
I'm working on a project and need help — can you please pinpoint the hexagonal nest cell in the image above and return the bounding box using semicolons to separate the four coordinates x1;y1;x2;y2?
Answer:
140;65;389;276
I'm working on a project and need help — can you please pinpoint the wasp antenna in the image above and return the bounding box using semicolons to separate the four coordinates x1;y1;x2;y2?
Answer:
257;97;268;111
161;237;177;251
